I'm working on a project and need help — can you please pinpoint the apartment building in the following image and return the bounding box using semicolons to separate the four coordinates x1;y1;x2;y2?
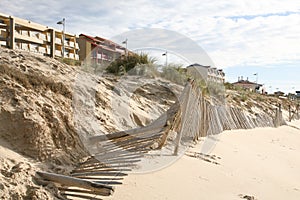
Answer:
0;12;79;60
77;34;126;65
232;77;262;92
186;63;225;83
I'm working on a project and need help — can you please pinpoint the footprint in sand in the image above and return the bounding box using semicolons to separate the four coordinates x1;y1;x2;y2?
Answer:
238;194;257;200
185;151;221;165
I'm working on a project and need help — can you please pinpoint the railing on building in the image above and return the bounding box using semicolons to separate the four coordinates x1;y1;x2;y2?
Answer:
0;12;79;60
77;34;126;65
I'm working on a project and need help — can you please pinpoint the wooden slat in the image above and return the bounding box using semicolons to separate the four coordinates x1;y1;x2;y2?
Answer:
72;167;132;174
71;171;128;177
89;124;165;142
36;171;114;196
60;192;103;200
74;177;124;181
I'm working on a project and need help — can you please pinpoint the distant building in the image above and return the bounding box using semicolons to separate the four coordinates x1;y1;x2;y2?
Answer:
274;91;285;96
232;76;262;92
287;92;296;100
295;91;300;99
186;63;225;83
0;12;79;60
77;34;127;65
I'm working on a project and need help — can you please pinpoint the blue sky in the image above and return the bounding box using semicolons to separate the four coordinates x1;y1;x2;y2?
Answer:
1;0;300;93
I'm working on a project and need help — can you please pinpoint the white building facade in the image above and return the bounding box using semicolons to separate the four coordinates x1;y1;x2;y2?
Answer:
186;63;225;83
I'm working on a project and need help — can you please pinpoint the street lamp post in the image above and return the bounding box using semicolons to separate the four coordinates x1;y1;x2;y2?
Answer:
162;51;168;67
253;73;258;84
122;38;128;57
57;18;65;58
253;73;258;92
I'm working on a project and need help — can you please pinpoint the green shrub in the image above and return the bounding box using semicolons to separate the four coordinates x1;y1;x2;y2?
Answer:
106;53;155;75
160;65;188;85
224;82;234;90
241;94;248;102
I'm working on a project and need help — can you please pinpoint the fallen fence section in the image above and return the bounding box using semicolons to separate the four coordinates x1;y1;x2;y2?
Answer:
36;80;289;199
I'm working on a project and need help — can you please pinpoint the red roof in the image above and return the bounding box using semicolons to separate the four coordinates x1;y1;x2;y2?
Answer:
79;34;125;50
232;80;262;86
79;34;96;42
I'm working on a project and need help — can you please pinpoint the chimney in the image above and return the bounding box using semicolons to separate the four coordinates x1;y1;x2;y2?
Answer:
241;76;243;80
238;76;240;81
247;77;249;81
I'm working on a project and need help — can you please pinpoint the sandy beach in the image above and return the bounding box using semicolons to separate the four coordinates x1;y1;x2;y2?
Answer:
111;121;300;200
1;47;300;199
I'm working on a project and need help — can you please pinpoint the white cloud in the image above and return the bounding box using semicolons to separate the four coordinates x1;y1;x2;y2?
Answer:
1;0;300;70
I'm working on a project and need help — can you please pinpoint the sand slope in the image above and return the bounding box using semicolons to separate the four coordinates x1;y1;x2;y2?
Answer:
1;47;299;199
111;122;300;200
0;138;56;199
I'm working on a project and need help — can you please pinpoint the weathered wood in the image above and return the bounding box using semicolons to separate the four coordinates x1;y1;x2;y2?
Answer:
102;134;161;150
76;163;136;171
57;78;288;199
72;167;132;174
71;171;128;177
174;83;191;155
96;156;142;164
92;159;141;166
36;171;114;196
156;120;173;149
60;192;103;200
89;122;166;142
97;136;157;152
94;152;144;163
59;187;106;195
74;177;124;181
79;157;100;167
90;152;144;166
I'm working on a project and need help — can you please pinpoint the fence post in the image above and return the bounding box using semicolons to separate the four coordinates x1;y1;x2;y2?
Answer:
279;103;282;125
173;83;190;156
289;105;291;122
274;103;282;127
296;104;299;119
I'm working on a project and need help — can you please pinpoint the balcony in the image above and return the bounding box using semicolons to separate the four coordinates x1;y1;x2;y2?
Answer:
37;46;44;53
15;32;44;45
55;50;62;57
55;37;62;44
0;22;7;29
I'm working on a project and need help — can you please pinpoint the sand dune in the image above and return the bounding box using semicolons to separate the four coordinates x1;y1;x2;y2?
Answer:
1;47;299;199
111;121;300;200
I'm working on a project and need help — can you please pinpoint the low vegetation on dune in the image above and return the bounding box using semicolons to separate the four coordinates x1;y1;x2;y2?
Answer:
106;53;156;75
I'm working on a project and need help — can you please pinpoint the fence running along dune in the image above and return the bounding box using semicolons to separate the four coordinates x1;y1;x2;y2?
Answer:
36;78;291;199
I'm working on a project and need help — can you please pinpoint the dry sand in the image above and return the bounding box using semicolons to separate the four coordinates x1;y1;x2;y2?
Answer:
111;121;300;200
0;138;56;199
1;47;299;199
